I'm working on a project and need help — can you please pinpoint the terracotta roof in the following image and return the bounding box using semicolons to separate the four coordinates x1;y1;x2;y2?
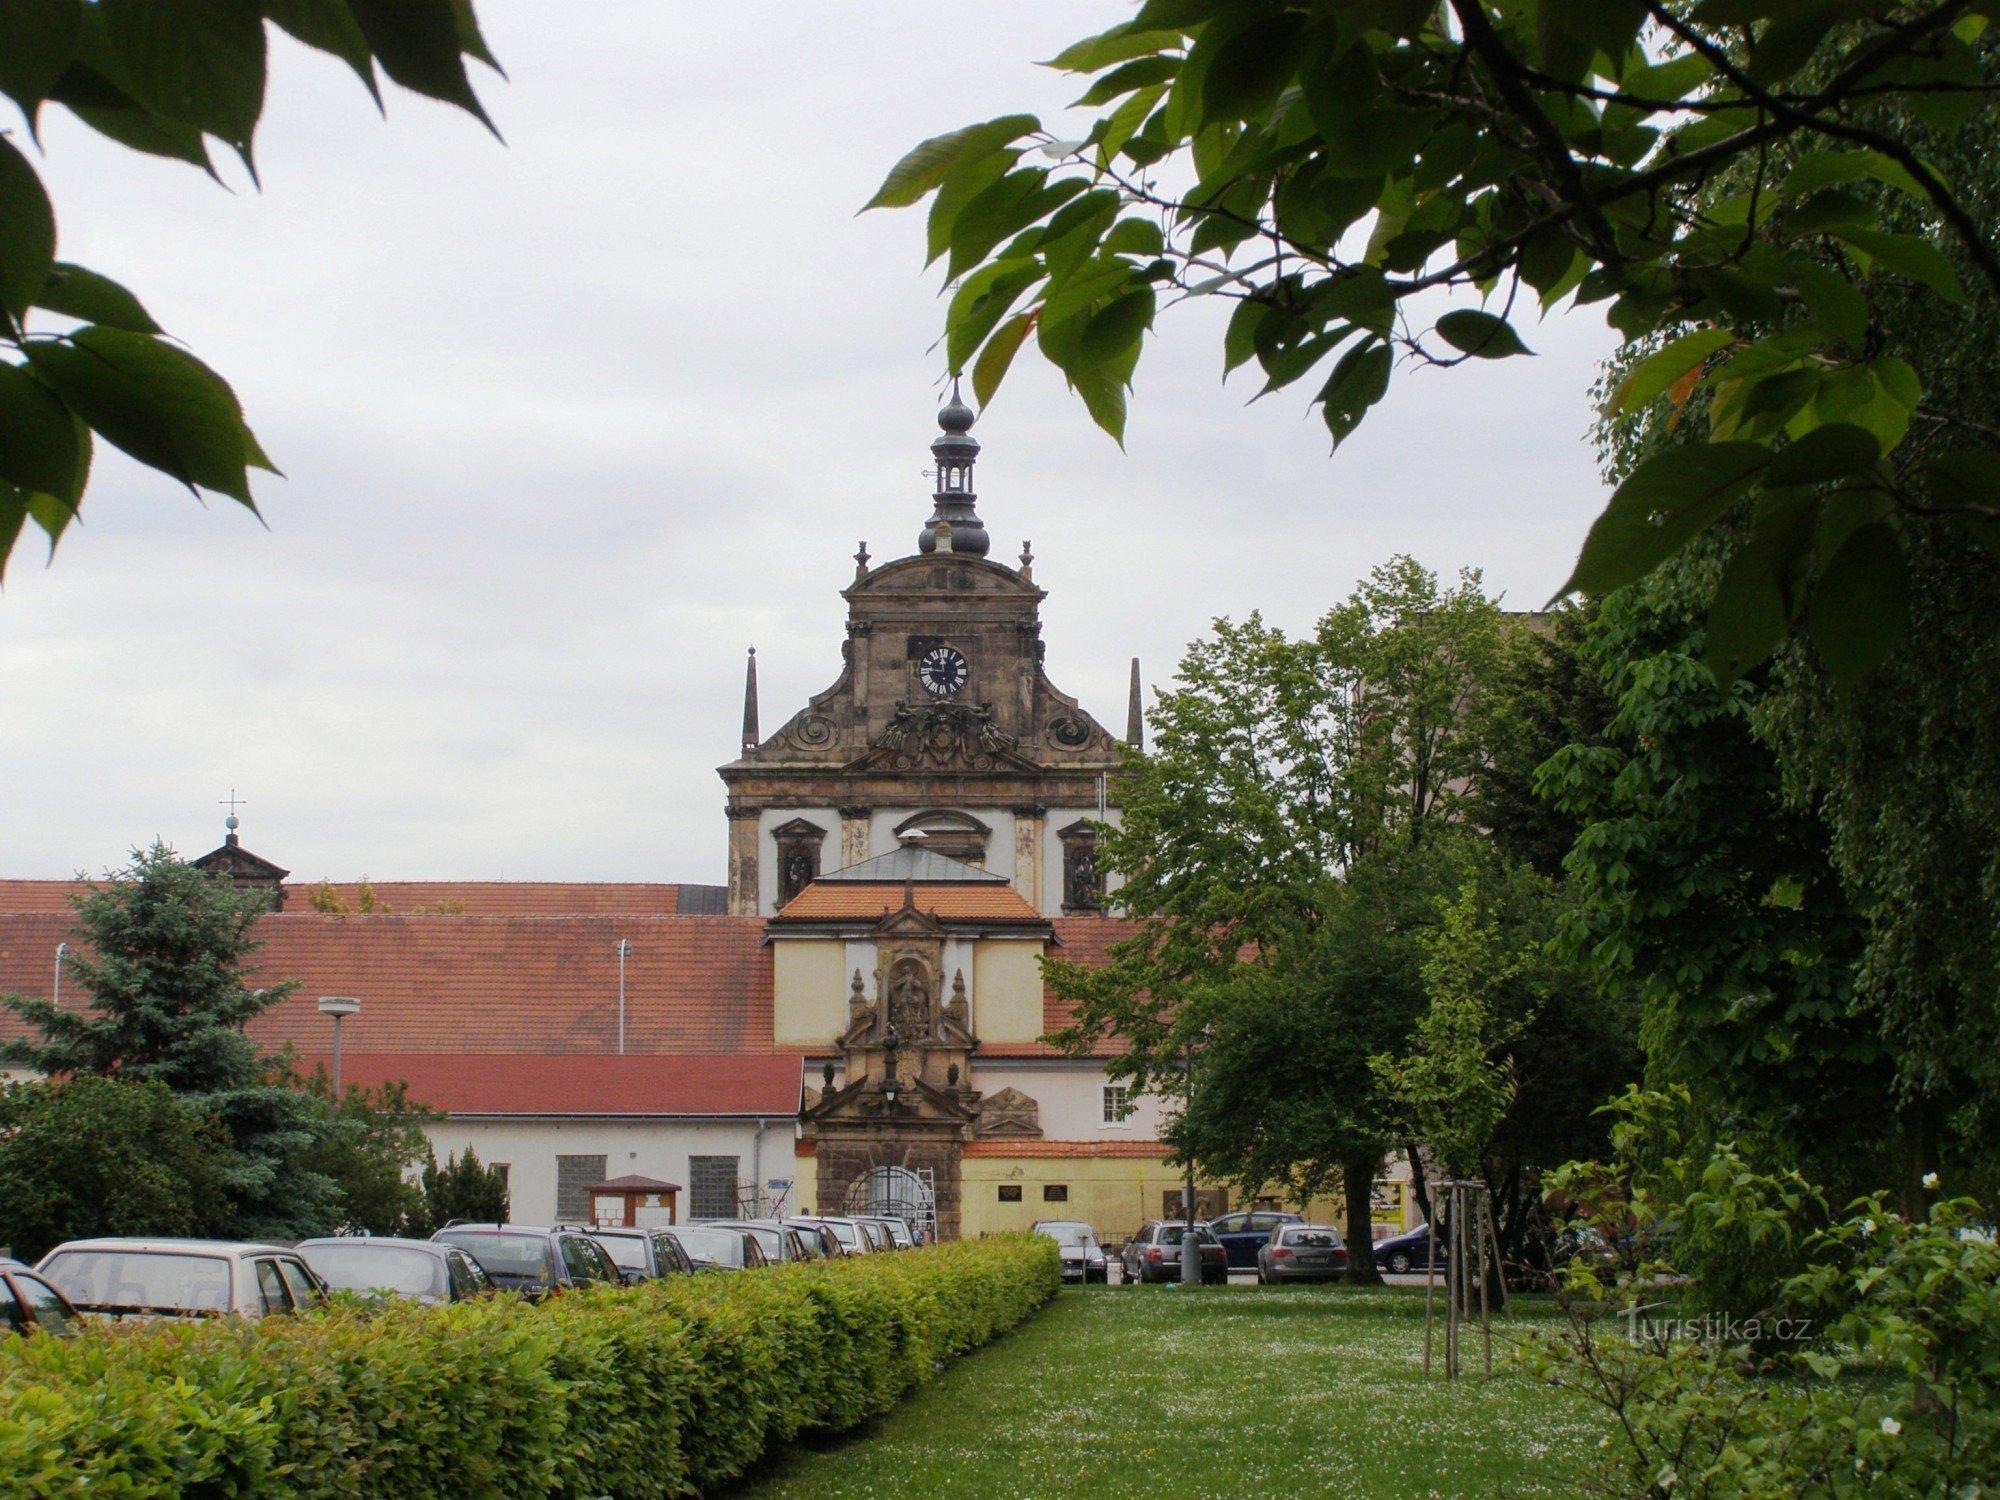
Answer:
0;881;88;914
299;1052;802;1116
286;882;694;917
0;879;706;918
963;1139;1169;1159
590;1173;683;1192
0;912;773;1058
775;882;1044;923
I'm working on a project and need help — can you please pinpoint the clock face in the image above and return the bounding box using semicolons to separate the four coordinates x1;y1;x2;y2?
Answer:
917;645;969;697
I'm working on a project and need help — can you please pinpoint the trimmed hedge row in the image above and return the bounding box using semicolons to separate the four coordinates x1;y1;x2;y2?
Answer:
0;1233;1061;1497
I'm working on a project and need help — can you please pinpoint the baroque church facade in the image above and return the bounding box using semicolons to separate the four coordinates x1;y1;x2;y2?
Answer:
0;395;1205;1243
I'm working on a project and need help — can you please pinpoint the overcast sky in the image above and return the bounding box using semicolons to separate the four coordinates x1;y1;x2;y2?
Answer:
3;2;1622;885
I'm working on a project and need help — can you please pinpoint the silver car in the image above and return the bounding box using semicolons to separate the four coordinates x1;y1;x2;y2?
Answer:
1032;1219;1108;1283
298;1236;494;1305
37;1238;326;1320
1255;1223;1349;1284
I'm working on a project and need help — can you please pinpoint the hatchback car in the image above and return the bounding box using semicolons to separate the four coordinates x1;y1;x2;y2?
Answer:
1208;1210;1305;1269
582;1226;696;1281
37;1238;326;1320
0;1256;81;1337
1373;1223;1446;1275
788;1215;876;1255
665;1224;770;1271
298;1237;494;1305
429;1225;621;1298
1032;1220;1109;1283
857;1215;915;1249
1119;1221;1227;1285
1255;1223;1348;1284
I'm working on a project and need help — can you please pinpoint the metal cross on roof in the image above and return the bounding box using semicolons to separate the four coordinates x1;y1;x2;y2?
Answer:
218;787;246;832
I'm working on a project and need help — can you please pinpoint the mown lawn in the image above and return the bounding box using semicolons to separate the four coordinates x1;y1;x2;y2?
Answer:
726;1283;1610;1498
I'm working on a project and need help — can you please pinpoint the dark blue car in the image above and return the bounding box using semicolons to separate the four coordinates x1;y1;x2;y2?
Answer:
1206;1210;1305;1269
1372;1223;1446;1274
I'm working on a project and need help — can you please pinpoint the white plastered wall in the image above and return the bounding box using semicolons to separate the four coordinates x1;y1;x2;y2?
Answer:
970;1062;1167;1140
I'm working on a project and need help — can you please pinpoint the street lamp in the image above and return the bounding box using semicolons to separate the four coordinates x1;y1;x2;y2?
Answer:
52;942;68;1009
317;995;361;1098
1181;1038;1201;1287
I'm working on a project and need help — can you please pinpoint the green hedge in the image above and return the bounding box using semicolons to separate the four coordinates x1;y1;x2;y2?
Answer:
0;1233;1061;1497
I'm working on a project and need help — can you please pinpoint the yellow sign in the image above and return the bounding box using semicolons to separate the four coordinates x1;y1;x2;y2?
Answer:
1370;1180;1404;1226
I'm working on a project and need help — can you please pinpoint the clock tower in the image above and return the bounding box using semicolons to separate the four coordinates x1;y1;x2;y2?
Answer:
718;389;1133;916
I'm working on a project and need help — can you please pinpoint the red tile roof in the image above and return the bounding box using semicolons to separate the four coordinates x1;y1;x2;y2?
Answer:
963;1139;1170;1159
775;882;1044;923
299;1052;802;1116
0;879;691;918
0;912;772;1058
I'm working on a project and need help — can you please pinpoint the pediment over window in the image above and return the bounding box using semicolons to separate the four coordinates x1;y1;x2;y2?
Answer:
893;809;991;866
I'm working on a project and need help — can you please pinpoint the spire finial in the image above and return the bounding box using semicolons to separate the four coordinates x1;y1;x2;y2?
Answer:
1018;540;1033;580
854;540;871;581
918;385;989;557
219;788;246;845
1127;658;1144;749
741;647;760;752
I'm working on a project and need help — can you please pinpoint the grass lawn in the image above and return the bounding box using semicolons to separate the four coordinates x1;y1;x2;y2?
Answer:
726;1283;1611;1498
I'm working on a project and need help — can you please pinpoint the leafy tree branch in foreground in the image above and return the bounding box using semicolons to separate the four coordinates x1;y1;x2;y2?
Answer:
872;1;2000;686
0;0;500;577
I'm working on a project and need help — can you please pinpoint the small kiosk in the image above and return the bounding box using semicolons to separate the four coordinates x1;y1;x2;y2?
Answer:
586;1174;681;1228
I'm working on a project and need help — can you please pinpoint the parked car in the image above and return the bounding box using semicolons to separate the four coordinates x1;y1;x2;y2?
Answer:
710;1219;815;1263
1255;1223;1348;1285
1119;1221;1228;1285
298;1236;493;1305
0;1256;81;1337
428;1225;622;1298
1032;1220;1109;1284
782;1218;848;1258
581;1226;697;1281
857;1215;915;1249
36;1238;326;1320
1207;1210;1305;1269
1373;1224;1445;1275
789;1215;877;1255
665;1224;770;1271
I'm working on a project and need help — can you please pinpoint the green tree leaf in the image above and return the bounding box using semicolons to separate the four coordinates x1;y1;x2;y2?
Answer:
1436;308;1532;359
347;0;496;133
263;0;380;103
1319;339;1391;448
1611;327;1737;414
1080;286;1156;365
1764;423;1881;487
970;310;1035;406
863;114;1041;211
97;0;265;151
34;261;162;333
28;326;262;507
0;360;86;501
1562;444;1771;598
0;137;57;322
1807;521;1909;688
0;0;80;127
1834;228;1969;304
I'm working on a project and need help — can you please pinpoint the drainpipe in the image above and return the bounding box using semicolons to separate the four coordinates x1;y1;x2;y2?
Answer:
616;939;631;1055
751;1117;769;1217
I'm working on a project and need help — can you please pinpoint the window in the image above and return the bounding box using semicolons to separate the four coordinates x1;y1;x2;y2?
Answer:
254;1259;292;1315
555;1154;607;1223
1102;1085;1131;1125
689;1155;741;1220
1042;1184;1069;1203
997;1184;1023;1202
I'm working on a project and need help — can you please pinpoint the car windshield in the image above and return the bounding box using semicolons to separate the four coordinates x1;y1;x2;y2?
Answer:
301;1244;443;1297
672;1227;748;1268
819;1221;861;1249
592;1236;649;1271
39;1250;234;1313
432;1232;551;1284
727;1225;783;1257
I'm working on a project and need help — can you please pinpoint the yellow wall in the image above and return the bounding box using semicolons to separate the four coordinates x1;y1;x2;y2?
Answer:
961;1155;1219;1242
791;1150;819;1216
971;941;1044;1044
773;939;846;1048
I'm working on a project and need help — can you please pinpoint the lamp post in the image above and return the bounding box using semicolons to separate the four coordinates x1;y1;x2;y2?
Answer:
317;995;361;1098
52;942;68;1009
616;939;632;1055
1180;1038;1201;1287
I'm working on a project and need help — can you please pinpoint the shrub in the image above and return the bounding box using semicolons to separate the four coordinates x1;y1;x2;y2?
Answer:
0;1233;1059;1498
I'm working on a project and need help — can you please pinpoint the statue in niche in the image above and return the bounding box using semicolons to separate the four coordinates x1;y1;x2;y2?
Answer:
888;963;932;1037
778;847;816;907
1067;843;1101;910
